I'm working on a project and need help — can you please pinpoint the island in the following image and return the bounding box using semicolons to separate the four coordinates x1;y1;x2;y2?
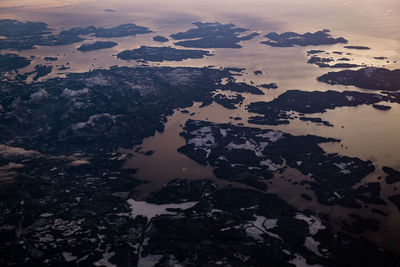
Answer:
170;22;259;48
77;41;118;52
153;35;169;42
178;119;379;208
60;23;152;38
344;45;370;50
116;46;213;62
0;19;152;50
246;90;388;125
261;30;348;47
317;67;400;91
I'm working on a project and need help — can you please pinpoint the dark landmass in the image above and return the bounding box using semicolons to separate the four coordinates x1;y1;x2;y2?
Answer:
372;104;391;111
383;167;400;184
43;56;58;61
212;93;244;109
261;30;347;47
338;57;351;61
381;91;400;105
322;63;361;68
307;56;334;64
0;19;151;50
0;53;30;72
104;8;116;12
30;65;53;81
248;114;290;126
307;49;325;54
146;179;218;204
247;90;386;125
0;66;253;154
153;35;169;42
344;45;370;50
372;208;388;217
170;22;259;48
0;19;51;37
0;147;143;266
301;193;313;201
58;65;70;71
143;183;398;266
117;46;213;62
179;120;376;207
246;89;390;128
223;81;264;94
253;70;262;75
342;214;380;234
144;150;154;156
60;23;152;38
0;23;83;50
374;57;388;60
388;195;400;211
1;155;397;267
307;56;360;68
259;83;278;89
349;182;385;206
77;41;117;52
333;51;343;55
299;116;333;127
16;74;28;80
317;67;400;91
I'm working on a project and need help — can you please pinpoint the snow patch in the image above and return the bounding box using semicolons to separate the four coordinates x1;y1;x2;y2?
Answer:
62;88;90;98
295;213;325;235
255;130;283;142
334;162;352;174
63;252;78;262
127;199;197;220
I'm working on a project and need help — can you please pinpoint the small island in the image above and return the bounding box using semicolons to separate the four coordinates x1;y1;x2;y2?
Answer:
344;45;370;50
372;104;391;111
153;35;169;42
77;41;118;52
